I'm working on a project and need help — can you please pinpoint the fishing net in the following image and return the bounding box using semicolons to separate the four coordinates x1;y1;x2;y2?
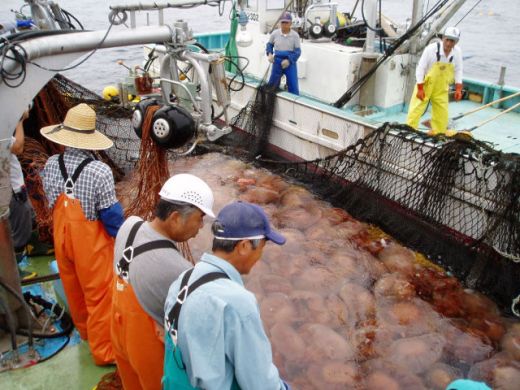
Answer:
231;70;277;158
239;122;520;313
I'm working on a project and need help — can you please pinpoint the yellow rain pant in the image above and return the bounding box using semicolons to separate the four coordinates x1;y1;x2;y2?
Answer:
407;61;455;134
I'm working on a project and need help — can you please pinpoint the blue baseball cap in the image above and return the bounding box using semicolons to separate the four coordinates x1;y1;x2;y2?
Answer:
446;379;491;390
280;12;292;23
213;201;286;245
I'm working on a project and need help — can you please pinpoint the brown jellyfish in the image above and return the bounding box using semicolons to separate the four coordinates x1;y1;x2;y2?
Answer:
239;186;280;204
259;274;293;295
290;290;332;325
279;186;315;208
339;282;376;323
382;333;446;374
363;359;427;390
306;361;360;390
374;273;416;301
292;266;343;295
501;325;520;361
270;323;306;364
377;242;417;277
441;320;494;366
321;207;353;225
493;365;520;390
260;292;297;329
424;363;462;390
273;205;322;230
299;323;355;362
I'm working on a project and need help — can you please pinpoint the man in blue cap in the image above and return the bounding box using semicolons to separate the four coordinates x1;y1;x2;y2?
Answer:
266;12;301;95
162;201;290;390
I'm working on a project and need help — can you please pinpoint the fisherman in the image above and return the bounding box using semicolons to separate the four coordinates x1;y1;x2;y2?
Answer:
266;12;301;95
9;109;36;280
111;173;215;390
163;201;290;390
41;103;124;365
406;26;463;135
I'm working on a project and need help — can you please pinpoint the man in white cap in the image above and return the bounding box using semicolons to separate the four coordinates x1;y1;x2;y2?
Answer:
111;173;215;390
266;12;301;95
163;201;290;390
41;103;124;365
407;26;463;135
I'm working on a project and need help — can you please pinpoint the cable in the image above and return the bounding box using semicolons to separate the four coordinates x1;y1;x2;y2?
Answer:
61;8;84;30
361;0;382;33
334;0;450;108
224;55;248;92
28;21;114;72
454;0;483;26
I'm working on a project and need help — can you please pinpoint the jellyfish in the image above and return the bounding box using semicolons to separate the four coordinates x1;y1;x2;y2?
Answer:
377;242;417;277
270;323;306;363
321;207;353;225
339;282;376;323
279;186;315;208
290;290;331;324
493;365;520;390
382;333;446;374
307;361;360;390
239;186;280;204
441;320;494;366
299;323;355;361
363;359;427;390
424;363;462;390
293;266;343;295
259;274;292;295
374;273;416;301
260;292;297;329
501;324;520;361
273;205;322;230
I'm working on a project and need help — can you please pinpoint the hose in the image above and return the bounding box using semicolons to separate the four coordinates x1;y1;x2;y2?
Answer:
0;277;33;348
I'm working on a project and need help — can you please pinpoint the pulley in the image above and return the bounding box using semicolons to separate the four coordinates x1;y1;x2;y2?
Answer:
132;98;159;139
309;23;323;40
150;105;196;149
322;23;337;38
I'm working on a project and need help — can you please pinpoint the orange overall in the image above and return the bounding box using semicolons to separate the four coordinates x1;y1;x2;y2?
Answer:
53;191;115;365
52;155;114;365
111;220;174;390
111;277;165;390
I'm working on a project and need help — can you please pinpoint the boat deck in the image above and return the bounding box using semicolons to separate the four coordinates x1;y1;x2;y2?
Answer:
364;99;520;154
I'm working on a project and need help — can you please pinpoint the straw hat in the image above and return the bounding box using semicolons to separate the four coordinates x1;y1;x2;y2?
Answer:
40;103;113;150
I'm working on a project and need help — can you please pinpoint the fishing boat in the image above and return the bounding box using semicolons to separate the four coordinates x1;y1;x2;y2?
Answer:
1;0;520;388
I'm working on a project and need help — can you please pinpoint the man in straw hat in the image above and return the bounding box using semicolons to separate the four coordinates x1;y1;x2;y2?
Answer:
163;201;290;390
41;103;124;365
111;173;215;390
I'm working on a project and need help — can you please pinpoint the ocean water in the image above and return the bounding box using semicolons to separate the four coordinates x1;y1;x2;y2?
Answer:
1;0;519;94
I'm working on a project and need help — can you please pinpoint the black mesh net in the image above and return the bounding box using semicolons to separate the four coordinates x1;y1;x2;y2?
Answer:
229;115;520;312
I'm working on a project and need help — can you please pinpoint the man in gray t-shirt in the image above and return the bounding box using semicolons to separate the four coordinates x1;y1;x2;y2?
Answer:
266;12;301;95
111;173;215;390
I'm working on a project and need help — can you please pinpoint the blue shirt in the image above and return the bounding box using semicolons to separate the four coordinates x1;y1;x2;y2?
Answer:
164;253;285;390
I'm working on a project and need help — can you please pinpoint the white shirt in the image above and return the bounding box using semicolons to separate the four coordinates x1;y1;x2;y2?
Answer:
10;136;24;192
415;40;463;84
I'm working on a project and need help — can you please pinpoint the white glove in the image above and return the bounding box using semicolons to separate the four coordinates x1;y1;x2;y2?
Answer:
267;54;274;63
281;59;290;69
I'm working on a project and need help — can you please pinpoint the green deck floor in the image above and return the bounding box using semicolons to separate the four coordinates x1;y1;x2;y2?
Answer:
1;254;113;389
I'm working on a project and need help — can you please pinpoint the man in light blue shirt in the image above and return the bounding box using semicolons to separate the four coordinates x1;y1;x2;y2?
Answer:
163;201;289;390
